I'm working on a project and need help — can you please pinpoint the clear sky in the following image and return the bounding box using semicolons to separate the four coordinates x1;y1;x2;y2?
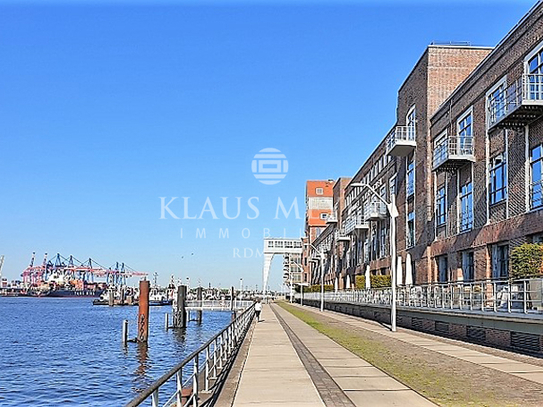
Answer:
0;0;536;289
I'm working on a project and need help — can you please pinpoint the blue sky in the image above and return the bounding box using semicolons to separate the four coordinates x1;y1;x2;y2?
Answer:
0;0;535;288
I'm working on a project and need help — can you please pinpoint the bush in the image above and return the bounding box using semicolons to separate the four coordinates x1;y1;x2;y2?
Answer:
354;274;391;289
307;284;334;292
511;243;543;279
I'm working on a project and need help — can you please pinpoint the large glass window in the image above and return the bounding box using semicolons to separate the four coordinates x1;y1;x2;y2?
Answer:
406;158;415;197
490;154;507;205
460;181;473;232
488;83;505;125
491;244;509;279
407;210;415;248
528;50;543;101
461;251;474;281
458;112;473;155
437;255;448;283
531;145;543;209
436;186;446;226
407;107;416;139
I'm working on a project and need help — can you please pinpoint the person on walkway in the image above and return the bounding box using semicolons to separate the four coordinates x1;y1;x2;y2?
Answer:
255;299;262;322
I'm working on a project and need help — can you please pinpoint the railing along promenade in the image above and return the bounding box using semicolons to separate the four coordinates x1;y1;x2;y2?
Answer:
185;300;254;311
300;277;543;315
126;303;255;407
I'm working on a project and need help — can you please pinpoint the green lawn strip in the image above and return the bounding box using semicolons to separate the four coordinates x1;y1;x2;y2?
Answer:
278;302;526;407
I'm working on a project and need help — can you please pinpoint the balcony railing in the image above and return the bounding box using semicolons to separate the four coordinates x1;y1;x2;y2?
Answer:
488;74;543;129
326;213;338;224
385;125;416;156
298;277;543;315
364;201;387;220
433;135;475;171
335;227;351;242
344;214;369;234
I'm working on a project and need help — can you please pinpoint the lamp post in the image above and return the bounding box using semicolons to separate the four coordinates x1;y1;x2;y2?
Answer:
306;242;326;312
350;182;398;332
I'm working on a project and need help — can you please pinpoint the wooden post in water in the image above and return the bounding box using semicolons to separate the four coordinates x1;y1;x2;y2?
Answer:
108;289;114;307
122;319;129;345
138;280;150;343
164;313;169;330
173;285;187;328
196;286;203;325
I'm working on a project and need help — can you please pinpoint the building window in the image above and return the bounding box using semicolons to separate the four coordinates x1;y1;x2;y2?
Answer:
530;145;543;209
406;158;415;197
491;244;509;279
436;186;446;226
437;255;448;283
407;210;415;248
459;181;473;232
461;251;474;281
316;187;323;195
489;154;507;205
457;111;473;155
527;49;543;100
320;213;328;220
407;106;416;138
487;82;506;126
389;176;396;197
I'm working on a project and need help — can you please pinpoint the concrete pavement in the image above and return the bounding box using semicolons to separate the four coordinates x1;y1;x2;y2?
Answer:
232;303;435;406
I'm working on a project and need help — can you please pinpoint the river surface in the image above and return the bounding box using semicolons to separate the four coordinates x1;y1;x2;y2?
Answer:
0;297;232;406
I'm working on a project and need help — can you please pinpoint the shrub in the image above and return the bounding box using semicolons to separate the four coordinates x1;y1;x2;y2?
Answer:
307;284;334;292
510;243;543;279
354;274;391;289
355;275;365;289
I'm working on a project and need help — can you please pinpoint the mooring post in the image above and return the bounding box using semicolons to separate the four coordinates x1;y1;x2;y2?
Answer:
122;319;129;345
230;286;235;311
173;285;187;328
138;279;150;343
197;286;203;325
108;289;114;307
164;313;169;330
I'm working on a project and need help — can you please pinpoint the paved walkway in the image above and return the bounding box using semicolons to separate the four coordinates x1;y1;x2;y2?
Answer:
232;304;324;406
233;304;434;406
297;303;543;386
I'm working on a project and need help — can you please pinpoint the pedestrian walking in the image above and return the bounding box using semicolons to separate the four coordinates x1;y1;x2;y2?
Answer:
255;299;262;322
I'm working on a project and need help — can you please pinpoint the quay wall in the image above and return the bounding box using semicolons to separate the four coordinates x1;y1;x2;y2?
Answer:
299;299;543;356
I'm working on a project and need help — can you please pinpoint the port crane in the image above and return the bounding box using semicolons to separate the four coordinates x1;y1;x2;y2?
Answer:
21;252;147;286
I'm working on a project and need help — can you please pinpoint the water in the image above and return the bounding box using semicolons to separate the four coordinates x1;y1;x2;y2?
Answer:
0;297;232;406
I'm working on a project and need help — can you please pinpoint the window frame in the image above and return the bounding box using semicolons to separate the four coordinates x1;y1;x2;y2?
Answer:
530;144;543;210
459;181;473;233
436;185;446;227
489;153;507;205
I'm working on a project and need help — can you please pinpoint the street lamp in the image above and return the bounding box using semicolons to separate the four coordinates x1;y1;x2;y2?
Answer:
350;182;399;332
306;241;326;312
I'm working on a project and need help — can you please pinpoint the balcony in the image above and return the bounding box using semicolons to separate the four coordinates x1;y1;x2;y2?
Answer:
344;214;369;235
432;135;475;172
385;125;416;156
488;74;543;130
364;201;387;220
335;228;351;242
326;213;338;224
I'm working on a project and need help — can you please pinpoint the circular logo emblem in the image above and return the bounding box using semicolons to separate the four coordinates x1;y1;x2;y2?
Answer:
251;148;288;185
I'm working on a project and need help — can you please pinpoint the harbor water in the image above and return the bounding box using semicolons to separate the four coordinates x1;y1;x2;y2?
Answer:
0;297;232;406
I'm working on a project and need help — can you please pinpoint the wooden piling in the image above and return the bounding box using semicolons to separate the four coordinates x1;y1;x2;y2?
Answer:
122;319;129;345
108;289;114;307
173;285;187;328
197;286;203;324
138;279;150;343
230;286;235;311
165;313;169;330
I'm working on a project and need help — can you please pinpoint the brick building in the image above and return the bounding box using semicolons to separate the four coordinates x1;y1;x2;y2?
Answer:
305;2;543;287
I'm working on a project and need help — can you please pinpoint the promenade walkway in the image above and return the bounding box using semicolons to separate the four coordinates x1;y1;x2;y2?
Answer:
232;303;434;406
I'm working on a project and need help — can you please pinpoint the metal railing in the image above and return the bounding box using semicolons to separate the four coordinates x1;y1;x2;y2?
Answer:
385;125;416;154
433;135;474;169
364;201;387;220
344;214;368;234
488;74;543;127
126;303;255;407
298;277;543;315
185;300;255;310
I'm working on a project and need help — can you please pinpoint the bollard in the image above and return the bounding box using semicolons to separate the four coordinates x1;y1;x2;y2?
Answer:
165;313;169;330
230;286;235;311
197;286;203;325
138;280;150;343
122;319;129;345
173;285;187;328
